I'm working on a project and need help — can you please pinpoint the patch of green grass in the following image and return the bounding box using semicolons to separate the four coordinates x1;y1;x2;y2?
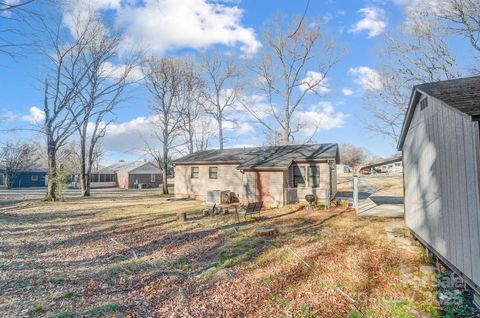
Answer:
270;293;290;309
388;300;413;318
299;303;316;318
348;311;364;318
63;290;74;298
49;311;75;318
87;303;120;317
30;303;46;316
217;236;264;268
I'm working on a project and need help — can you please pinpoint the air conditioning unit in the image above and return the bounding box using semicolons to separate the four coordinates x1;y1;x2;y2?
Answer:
206;190;230;204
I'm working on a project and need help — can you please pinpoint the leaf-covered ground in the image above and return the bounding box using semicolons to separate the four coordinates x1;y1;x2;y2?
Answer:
0;191;452;317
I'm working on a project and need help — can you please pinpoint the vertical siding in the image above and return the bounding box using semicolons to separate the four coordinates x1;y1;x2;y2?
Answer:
268;171;284;207
403;95;480;290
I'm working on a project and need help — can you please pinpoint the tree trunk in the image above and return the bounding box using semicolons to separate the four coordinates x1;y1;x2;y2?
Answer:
162;143;169;195
218;116;223;150
79;132;88;196
46;135;57;201
283;112;290;145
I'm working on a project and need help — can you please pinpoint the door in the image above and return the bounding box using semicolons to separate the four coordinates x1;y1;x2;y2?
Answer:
255;172;270;208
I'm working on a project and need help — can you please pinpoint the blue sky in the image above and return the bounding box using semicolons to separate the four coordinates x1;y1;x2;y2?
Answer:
0;0;475;164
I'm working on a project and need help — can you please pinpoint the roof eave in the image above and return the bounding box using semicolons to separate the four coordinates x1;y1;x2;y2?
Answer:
397;88;422;150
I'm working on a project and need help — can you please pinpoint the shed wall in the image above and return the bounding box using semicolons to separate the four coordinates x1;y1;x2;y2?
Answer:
402;94;480;291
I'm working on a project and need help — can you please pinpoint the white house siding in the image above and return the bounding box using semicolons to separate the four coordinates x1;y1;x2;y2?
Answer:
403;94;480;290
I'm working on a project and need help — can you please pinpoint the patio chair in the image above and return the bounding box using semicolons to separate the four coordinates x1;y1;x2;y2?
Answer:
237;202;257;220
253;201;263;218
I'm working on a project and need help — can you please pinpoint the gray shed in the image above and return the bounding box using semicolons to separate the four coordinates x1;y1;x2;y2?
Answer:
398;76;480;305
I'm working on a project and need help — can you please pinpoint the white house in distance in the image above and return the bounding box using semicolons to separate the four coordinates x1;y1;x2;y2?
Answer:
398;76;480;306
173;144;340;208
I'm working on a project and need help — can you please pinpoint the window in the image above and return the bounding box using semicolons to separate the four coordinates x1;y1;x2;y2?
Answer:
100;174;106;182
209;167;218;179
293;166;306;188
191;167;199;179
31;175;39;182
308;166;319;188
90;174;99;183
150;174;156;182
420;97;428;111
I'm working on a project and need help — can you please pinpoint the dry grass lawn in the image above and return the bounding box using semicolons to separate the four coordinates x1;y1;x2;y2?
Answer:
0;191;442;317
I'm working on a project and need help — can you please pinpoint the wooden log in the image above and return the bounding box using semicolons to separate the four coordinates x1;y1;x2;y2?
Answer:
177;212;187;222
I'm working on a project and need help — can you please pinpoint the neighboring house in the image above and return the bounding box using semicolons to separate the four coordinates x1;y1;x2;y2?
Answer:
360;157;403;175
71;161;163;189
398;76;480;306
336;164;352;174
173;143;340;208
0;168;48;188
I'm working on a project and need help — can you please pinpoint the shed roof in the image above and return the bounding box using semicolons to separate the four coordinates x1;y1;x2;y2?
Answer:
415;76;480;118
398;76;480;150
174;143;339;170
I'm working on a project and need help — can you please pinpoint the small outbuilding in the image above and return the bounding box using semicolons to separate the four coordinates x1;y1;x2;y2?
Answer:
173;143;340;208
398;76;480;305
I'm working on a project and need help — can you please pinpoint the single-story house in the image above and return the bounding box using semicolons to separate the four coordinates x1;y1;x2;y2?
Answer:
398;76;480;306
360;156;403;174
0;168;48;188
173;143;340;208
70;161;162;189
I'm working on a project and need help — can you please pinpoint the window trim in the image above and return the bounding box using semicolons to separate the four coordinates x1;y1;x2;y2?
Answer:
150;174;156;183
191;167;199;179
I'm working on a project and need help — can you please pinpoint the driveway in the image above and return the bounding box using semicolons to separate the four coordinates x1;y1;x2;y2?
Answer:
336;175;404;218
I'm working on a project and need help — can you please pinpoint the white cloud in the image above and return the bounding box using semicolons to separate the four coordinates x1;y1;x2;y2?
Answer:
350;7;387;38
111;0;261;56
101;62;144;82
349;66;383;91
3;106;45;123
295;102;346;135
299;71;331;95
341;88;354;96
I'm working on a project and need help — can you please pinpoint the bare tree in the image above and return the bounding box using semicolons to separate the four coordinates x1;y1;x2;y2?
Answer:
143;57;185;194
176;60;206;154
440;0;480;53
365;5;461;144
242;16;341;145
69;12;138;197
41;16;99;200
200;51;242;150
0;141;38;189
0;0;38;58
339;144;370;170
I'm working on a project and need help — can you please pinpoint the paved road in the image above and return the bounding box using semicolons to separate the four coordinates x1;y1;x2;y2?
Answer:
336;176;404;218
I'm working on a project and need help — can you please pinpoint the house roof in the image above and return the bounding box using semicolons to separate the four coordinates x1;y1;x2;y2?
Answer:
361;156;402;170
97;161;160;174
398;76;480;150
174;143;340;170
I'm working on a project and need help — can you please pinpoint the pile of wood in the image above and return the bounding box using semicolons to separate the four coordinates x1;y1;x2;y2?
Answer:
203;206;229;217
